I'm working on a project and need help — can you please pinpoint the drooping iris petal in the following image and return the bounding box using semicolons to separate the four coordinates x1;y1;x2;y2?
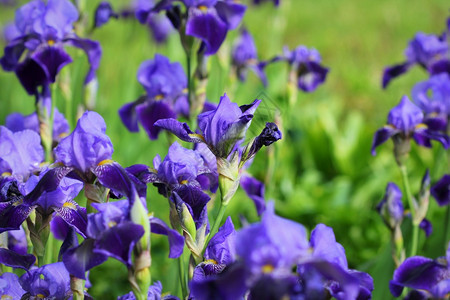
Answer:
118;97;145;132
215;1;246;30
62;238;107;280
154;118;201;143
136;100;177;140
54;199;88;238
0;248;36;270
390;256;448;297
14;58;49;95
431;174;450;206
93;221;145;267
240;174;266;216
50;214;71;240
186;7;227;55
54;111;113;173
149;216;184;258
382;62;413;88
412;73;450;117
31;46;73;83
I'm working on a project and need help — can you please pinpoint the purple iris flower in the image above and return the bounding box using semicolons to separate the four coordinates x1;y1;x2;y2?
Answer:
383;32;449;88
54;110;114;175
5;108;70;142
431;174;450;206
377;182;404;229
152;0;246;55
371;95;449;156
0;0;101;96
389;242;450;298
282;45;329;92
19;262;71;299
0;166;86;238
155;93;261;158
231;28;268;85
119;54;189;140
63;199;183;279
412;73;450;131
0;273;25;299
0;126;44;182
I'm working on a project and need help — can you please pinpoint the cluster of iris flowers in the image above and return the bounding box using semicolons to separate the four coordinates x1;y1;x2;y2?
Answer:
1;0;447;299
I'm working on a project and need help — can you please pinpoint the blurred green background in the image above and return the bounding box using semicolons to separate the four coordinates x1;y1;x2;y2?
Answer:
0;0;449;299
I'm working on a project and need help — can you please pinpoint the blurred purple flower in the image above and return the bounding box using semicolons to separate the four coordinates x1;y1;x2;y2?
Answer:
155;93;261;158
8;227;27;255
0;0;102;96
371;95;449;156
231;28;268;85
431;174;450;206
135;0;174;43
119;54;188;140
383;32;449;88
283;45;329;92
94;1;119;28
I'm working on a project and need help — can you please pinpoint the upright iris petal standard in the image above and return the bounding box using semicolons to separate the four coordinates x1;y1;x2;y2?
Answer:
54;111;114;174
0;0;102;96
371;95;449;156
382;32;449;88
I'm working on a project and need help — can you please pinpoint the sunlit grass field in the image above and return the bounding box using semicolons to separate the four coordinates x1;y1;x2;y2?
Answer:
0;0;449;298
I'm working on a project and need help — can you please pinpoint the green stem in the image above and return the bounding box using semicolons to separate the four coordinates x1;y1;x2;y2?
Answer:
207;201;228;247
444;206;450;246
399;164;419;257
43;233;55;265
186;50;192;111
177;251;187;299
